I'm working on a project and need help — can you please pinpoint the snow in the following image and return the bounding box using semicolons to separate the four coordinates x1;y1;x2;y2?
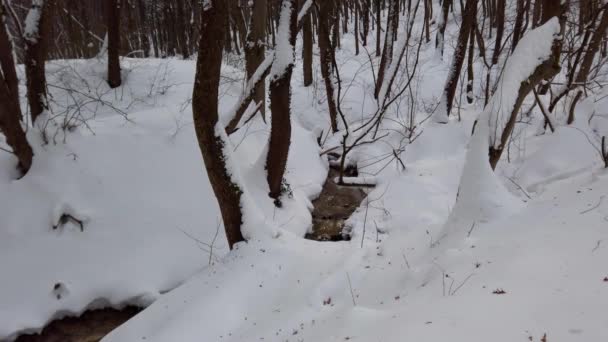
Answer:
269;0;295;81
23;0;44;43
2;4;608;342
0;58;326;340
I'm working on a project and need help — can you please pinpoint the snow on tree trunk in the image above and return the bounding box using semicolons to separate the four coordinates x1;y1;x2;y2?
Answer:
443;18;562;235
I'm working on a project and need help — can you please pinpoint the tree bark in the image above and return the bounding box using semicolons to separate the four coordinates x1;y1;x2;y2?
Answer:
303;11;313;86
317;0;339;132
266;0;297;203
192;0;245;249
435;0;478;122
24;0;53;123
375;0;399;99
245;0;267;117
107;0;121;88
0;3;34;174
436;0;452;57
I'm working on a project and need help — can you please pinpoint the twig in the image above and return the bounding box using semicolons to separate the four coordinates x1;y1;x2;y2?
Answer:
450;273;475;296
580;195;605;215
467;221;476;237
346;272;357;306
402;253;411;269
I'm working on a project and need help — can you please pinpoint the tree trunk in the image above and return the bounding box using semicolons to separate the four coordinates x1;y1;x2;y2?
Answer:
24;0;53;123
0;3;34;174
466;17;475;104
436;0;452;56
511;0;525;52
266;0;297;203
107;0;121;88
192;0;245;250
375;0;398;99
303;11;313;86
568;5;608;124
375;0;381;56
318;0;339;132
489;16;564;169
244;0;267;118
434;0;478;123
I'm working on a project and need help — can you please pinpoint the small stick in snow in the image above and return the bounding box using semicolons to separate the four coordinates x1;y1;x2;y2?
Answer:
53;213;84;232
467;221;476;237
579;195;605;215
346;272;356;306
592;240;602;253
402;253;411;269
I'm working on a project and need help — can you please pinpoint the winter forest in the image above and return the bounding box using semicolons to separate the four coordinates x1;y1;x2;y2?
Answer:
1;0;607;341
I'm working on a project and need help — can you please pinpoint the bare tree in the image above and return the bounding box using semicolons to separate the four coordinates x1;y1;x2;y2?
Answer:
192;0;245;249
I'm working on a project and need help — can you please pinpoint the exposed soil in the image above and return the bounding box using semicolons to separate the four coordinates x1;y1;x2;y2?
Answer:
15;306;141;342
305;164;370;241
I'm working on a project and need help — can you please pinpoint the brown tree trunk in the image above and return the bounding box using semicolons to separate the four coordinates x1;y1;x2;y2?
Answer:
489;8;565;169
303;11;313;86
568;5;608;124
491;0;505;66
375;0;399;99
266;0;297;203
0;4;34;174
466;17;475;104
245;0;267;117
436;0;478;122
511;0;525;52
24;0;53;123
436;0;452;56
375;0;381;56
192;0;245;250
318;0;339;132
107;0;121;88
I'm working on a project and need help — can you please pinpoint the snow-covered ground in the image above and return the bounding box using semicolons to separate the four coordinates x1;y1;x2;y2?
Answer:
2;3;608;342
